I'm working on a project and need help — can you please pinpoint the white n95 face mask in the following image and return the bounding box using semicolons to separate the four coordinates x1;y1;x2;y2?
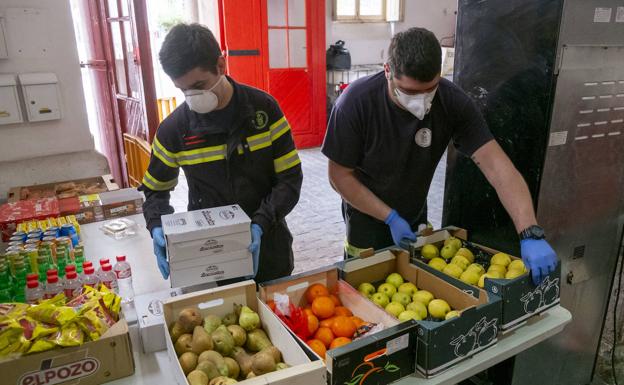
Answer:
394;87;437;120
184;75;224;114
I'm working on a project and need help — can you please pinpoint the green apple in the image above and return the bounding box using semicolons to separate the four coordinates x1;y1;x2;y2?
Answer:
444;236;463;250
412;290;434;306
460;270;480;285
505;268;526;279
392;292;411;307
385;302;406;318
443;263;463;279
377;283;397;298
421;244;439;260
508;259;526;272
371;292;390;308
406;301;428;319
386;273;404;288
478;272;503;288
445;310;461;320
491;252;511;267
488;264;507;275
398;282;418;297
466;263;485;276
358;282;376;298
450;255;470;270
455;248;475;263
398;310;423;322
440;244;457;260
428;257;447;271
428;299;451;319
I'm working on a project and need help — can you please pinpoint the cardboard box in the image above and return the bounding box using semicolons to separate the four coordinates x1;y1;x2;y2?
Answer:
0;197;60;241
340;249;502;378
163;205;252;287
58;194;104;224
162;280;326;385
0;319;134;385
259;266;419;385
99;189;144;220
135;287;184;353
7;175;118;203
408;227;561;331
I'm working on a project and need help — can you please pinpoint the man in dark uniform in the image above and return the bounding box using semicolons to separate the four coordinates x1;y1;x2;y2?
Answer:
322;27;557;285
140;24;302;283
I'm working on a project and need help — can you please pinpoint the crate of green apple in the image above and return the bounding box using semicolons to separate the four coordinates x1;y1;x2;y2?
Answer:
357;273;461;322
410;227;561;331
162;280;325;385
341;249;502;378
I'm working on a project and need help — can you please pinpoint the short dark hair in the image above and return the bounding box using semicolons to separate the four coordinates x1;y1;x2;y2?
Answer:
387;28;441;82
159;23;222;79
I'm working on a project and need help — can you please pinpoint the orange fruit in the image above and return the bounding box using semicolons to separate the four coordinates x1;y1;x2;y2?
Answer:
305;283;329;304
334;306;353;317
314;327;335;348
320;316;336;329
329;294;342;306
303;308;314;317
331;316;357;338
266;300;276;312
311;296;335;319
307;339;326;358
350;316;365;328
307;313;319;335
330;337;351;349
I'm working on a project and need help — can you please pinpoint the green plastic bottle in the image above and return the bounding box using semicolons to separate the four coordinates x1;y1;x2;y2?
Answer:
56;246;67;279
13;260;27;303
0;263;12;302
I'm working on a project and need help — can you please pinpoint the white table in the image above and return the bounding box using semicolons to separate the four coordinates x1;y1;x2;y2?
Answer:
80;217;572;385
80;214;171;296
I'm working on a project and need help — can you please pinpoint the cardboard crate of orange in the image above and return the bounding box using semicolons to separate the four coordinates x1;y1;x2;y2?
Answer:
339;249;502;378
259;266;419;385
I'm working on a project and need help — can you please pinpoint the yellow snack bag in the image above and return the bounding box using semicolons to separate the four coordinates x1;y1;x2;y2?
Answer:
0;334;31;357
27;338;56;355
54;322;84;347
0;303;29;321
26;304;77;326
0;318;23;351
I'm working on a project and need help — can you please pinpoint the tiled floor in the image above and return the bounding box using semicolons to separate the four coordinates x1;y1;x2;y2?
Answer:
169;147;447;273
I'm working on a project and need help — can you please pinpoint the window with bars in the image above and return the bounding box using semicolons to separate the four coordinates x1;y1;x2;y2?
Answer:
333;0;403;22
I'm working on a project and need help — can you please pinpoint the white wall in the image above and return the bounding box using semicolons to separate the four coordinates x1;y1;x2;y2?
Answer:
0;0;107;199
326;0;458;65
0;0;95;162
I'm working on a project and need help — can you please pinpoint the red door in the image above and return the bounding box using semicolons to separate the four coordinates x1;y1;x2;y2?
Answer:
220;0;326;148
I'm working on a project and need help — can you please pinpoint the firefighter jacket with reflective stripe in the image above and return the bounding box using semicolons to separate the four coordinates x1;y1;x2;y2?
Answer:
139;78;303;282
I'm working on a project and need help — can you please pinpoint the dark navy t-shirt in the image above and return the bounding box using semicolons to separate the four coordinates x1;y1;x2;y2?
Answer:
322;71;493;248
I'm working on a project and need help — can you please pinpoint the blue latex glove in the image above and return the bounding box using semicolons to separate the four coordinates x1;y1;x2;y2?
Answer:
520;238;558;285
151;227;169;279
248;224;263;277
384;209;417;247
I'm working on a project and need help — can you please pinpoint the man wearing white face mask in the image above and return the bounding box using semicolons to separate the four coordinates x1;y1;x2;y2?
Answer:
140;24;303;283
322;27;558;286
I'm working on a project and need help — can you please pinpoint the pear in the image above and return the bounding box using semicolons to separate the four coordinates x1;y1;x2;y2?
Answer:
227;324;247;347
191;326;213;354
211;325;235;356
179;308;203;333
222;312;238;326
238;306;260;331
203;315;222;334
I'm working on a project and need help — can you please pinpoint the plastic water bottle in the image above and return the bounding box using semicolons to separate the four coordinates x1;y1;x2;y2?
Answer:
82;266;99;288
98;264;118;293
44;275;63;299
25;280;44;304
113;255;134;303
63;271;81;299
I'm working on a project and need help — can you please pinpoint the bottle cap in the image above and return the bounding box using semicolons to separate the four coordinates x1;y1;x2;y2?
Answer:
102;264;112;272
47;275;58;284
27;280;39;289
99;258;109;266
116;255;126;262
26;273;38;281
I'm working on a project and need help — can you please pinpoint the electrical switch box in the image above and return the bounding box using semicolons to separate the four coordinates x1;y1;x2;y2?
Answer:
18;73;61;122
0;74;23;125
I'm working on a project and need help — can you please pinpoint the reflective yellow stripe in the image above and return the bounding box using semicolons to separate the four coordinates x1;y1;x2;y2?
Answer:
142;171;178;191
247;131;272;152
270;117;290;141
344;240;370;258
273;149;301;173
176;144;227;165
153;137;178;168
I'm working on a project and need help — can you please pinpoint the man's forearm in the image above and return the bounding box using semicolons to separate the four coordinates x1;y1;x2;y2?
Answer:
493;168;537;233
328;161;391;222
